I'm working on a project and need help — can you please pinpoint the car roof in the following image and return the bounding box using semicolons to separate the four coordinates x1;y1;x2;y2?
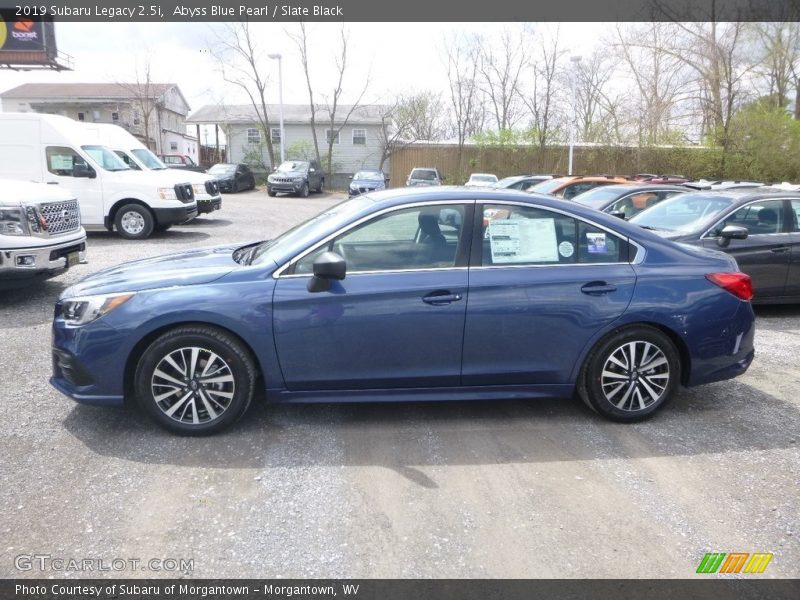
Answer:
586;183;690;193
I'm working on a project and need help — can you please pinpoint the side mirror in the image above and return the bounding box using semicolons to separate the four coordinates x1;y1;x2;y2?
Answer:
717;224;748;247
385;177;390;182
73;164;96;179
349;175;353;180
307;251;346;293
609;210;626;220
309;168;316;173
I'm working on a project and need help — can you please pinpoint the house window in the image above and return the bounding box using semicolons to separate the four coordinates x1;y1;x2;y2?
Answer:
326;129;340;144
247;128;261;144
77;112;85;122
271;128;281;144
170;141;178;151
352;128;366;145
111;112;119;122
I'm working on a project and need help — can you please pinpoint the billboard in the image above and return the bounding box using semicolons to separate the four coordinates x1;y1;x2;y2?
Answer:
0;11;66;69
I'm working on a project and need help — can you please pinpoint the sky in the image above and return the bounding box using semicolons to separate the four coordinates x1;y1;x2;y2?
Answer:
0;22;606;116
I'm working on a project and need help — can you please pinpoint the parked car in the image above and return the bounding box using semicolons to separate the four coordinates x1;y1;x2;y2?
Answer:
573;184;689;219
0;113;198;240
1;180;87;290
89;124;222;216
267;159;324;197
491;175;555;191
527;175;632;199
51;187;755;435
406;167;444;187
645;175;689;184
465;173;498;187
632;173;658;181
158;154;206;173
208;163;257;194
683;180;764;191
629;189;800;303
348;170;389;197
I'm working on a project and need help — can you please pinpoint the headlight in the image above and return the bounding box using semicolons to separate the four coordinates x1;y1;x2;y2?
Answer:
349;183;358;190
0;207;28;236
192;184;206;196
267;175;275;182
292;177;304;183
157;188;178;200
61;293;135;326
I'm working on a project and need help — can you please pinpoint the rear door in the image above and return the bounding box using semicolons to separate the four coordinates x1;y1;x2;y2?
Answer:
462;202;637;385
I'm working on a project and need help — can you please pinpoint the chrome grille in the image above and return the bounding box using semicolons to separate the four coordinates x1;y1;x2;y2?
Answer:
38;200;81;235
273;177;296;184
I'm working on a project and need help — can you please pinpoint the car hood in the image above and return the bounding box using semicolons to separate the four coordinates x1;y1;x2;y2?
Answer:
61;244;243;298
351;179;384;186
273;169;308;177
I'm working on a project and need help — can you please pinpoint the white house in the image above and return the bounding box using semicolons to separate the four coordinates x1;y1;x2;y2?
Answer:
187;103;389;186
0;82;199;162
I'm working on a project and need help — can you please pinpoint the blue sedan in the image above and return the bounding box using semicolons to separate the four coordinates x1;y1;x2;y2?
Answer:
51;188;756;434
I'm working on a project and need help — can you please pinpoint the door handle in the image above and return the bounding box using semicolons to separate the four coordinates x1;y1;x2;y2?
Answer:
770;246;790;253
581;282;618;295
422;291;463;305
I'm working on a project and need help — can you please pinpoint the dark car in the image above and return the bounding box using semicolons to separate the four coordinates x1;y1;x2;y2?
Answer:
50;188;755;435
208;163;256;194
349;170;389;197
573;184;689;219
630;189;800;303
267;160;325;197
491;175;555;191
158;154;207;173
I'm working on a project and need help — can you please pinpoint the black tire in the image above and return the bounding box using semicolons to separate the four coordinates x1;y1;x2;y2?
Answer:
249;177;256;190
315;178;324;193
115;203;154;240
268;188;277;197
232;180;239;193
299;182;309;198
578;325;680;422
134;325;257;435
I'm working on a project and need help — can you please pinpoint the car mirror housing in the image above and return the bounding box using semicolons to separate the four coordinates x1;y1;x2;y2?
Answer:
73;164;96;179
717;224;748;247
609;210;626;220
307;251;346;293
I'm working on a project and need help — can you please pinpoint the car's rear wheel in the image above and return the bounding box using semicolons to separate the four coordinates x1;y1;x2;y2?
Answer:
134;325;257;435
315;179;324;193
579;325;680;421
115;204;154;240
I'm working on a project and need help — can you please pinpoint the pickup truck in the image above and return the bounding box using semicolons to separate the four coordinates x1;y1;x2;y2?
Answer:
1;179;87;290
158;154;207;173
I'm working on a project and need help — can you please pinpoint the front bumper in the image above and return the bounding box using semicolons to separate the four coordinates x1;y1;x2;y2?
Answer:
153;204;198;226
268;180;305;194
197;195;222;214
0;236;87;284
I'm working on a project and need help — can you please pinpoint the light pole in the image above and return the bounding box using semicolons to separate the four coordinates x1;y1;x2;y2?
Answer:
268;53;285;164
568;55;582;176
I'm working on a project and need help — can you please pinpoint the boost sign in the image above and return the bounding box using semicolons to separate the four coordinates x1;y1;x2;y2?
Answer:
0;15;46;52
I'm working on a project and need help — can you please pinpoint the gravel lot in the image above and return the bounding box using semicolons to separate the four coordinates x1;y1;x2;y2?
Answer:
1;188;798;579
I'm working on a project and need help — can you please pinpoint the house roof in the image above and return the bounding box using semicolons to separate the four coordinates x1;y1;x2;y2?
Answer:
187;103;389;126
0;82;189;109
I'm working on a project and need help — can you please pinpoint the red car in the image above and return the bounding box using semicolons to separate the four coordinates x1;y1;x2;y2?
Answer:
158;154;206;173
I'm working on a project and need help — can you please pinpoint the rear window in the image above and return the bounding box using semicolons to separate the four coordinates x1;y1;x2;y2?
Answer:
410;169;437;181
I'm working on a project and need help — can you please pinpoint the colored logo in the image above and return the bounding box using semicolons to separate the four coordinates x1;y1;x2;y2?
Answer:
0;16;7;49
696;552;773;574
13;19;33;32
10;18;37;42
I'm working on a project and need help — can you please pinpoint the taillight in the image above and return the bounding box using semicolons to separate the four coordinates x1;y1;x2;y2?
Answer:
705;272;753;301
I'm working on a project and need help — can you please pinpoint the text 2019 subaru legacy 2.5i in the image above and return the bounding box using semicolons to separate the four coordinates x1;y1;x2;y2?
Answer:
51;188;755;435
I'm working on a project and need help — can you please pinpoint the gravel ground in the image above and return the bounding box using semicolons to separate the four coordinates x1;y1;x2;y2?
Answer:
0;188;798;579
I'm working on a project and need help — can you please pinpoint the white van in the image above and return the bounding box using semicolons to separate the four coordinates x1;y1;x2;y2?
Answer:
86;123;222;215
0;113;198;240
1;179;87;289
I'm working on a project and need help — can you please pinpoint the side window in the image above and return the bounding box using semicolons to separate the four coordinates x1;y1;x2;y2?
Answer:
481;204;629;266
792;200;800;232
114;151;140;170
46;146;89;177
718;199;784;236
609;192;659;218
561;182;595;199
293;204;466;274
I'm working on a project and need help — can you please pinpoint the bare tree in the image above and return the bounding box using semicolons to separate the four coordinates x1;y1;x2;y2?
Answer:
571;48;617;143
117;54;160;151
751;22;800;114
522;27;565;151
210;22;277;168
376;92;448;170
478;27;527;131
288;23;322;167
443;33;485;172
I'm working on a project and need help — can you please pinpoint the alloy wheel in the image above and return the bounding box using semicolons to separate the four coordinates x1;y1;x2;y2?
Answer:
600;341;670;412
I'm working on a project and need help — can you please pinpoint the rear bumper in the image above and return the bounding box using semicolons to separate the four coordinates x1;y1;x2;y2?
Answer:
197;196;222;214
0;235;87;286
153;204;198;226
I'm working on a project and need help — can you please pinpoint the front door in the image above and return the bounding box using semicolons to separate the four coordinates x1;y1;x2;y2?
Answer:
44;146;105;226
273;202;472;390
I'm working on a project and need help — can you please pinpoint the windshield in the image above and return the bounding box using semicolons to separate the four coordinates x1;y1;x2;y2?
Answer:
250;196;375;266
573;186;631;208
629;193;735;233
470;175;497;182
492;177;522;188
113;150;141;170
277;161;309;172
410;169;436;181
132;148;167;170
353;171;384;181
209;164;236;174
81;145;130;171
528;178;568;194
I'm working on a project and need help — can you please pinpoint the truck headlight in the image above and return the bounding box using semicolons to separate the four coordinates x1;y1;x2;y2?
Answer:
157;188;178;200
61;293;135;326
192;184;206;196
0;207;28;235
293;177;304;183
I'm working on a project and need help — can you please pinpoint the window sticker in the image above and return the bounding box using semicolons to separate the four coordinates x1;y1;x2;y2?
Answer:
558;241;574;258
488;218;558;263
587;232;608;253
50;154;73;171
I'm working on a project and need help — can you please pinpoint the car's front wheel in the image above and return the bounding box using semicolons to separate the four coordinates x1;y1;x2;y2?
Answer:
579;325;680;421
115;204;154;240
299;182;309;198
134;325;257;435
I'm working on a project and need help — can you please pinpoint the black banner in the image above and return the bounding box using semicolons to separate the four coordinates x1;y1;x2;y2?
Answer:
0;12;46;51
1;0;800;22
3;579;800;600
